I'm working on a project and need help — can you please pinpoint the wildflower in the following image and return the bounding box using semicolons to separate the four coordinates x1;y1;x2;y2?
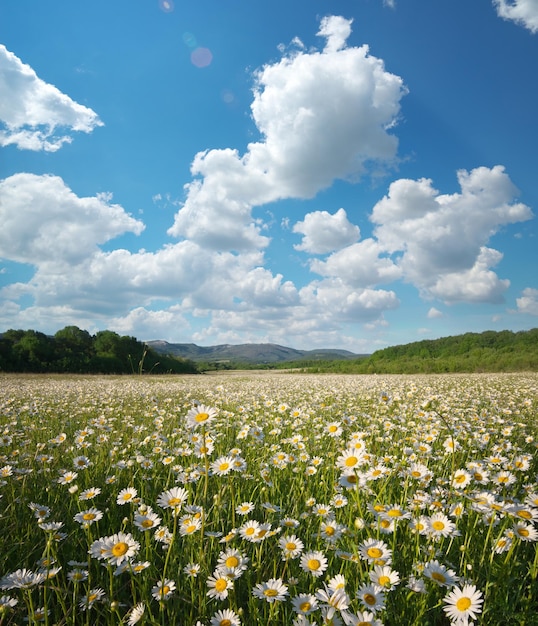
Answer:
157;486;188;513
328;574;347;591
427;512;457;539
73;455;91;469
326;422;343;437
0;569;46;590
512;522;538;542
316;584;350;621
351;610;384;626
73;508;103;527
126;602;145;626
369;565;400;590
336;448;365;473
300;550;328;577
451;469;471;489
91;532;140;566
179;516;202;536
79;588;105;610
116;487;138;505
320;520;345;543
217;548;249;575
185;404;218;429
493;470;517;487
279;534;304;560
211;608;241;626
154;526;172;544
184;562;201;577
423;560;458;587
79;487;101;501
292;593;319;614
358;538;392;565
252;578;289;603
236;501;254;516
238;519;260;542
67;568;88;583
443;584;483;624
206;571;232;600
58;470;78;484
380;504;411;522
356;583;386;613
134;510;162;531
152;579;176;601
0;595;17;609
211;455;235;476
312;503;332;518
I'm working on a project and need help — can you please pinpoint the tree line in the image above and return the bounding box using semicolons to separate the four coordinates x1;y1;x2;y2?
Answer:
296;328;538;374
0;326;198;374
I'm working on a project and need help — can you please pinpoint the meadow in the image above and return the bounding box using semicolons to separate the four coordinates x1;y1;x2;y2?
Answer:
0;372;537;625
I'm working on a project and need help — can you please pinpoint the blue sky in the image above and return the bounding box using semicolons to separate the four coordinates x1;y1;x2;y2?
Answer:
1;0;537;353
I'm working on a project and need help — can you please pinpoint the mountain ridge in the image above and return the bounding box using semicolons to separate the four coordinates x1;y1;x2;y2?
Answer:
146;340;363;364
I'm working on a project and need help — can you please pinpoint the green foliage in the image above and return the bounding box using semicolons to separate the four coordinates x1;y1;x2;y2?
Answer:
303;329;538;374
0;326;199;374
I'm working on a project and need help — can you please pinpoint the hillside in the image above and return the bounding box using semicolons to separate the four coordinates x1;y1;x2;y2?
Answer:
306;328;538;374
146;340;360;365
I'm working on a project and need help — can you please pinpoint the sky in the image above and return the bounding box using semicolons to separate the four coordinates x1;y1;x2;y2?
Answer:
1;0;538;354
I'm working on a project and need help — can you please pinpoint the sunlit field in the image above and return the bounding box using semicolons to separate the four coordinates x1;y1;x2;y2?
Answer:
0;372;537;626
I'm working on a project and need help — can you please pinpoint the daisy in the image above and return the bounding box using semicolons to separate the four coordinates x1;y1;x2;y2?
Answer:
451;469;471;489
73;455;92;469
252;578;289;603
351;610;383;626
427;512;457;539
336;449;365;473
238;519;260;542
92;532;140;566
423;560;458;587
157;486;188;513
184;562;201;577
328;574;347;591
127;602;145;626
79;588;105;610
116;487;138;505
279;534;304;560
316;584;350;620
443;584;483;624
206;572;232;600
152;579;176;601
211;608;241;626
217;548;249;575
134;510;161;531
300;550;328;577
0;595;17;609
358;538;392;565
185;404;218;429
0;569;46;590
58;470;78;485
326;422;343;437
211;455;235;476
79;487;101;501
73;508;103;527
179;516;202;536
235;501;254;516
369;565;400;590
291;593;319;615
320;520;345;544
512;522;538;542
356;583;386;613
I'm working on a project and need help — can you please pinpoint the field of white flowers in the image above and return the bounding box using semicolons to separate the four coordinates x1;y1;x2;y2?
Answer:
0;372;537;626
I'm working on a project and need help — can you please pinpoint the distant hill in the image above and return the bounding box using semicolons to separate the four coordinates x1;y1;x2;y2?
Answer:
306;328;538;374
146;340;362;365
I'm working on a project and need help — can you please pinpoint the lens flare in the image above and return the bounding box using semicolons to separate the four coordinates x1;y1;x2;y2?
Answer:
159;0;174;13
191;47;213;68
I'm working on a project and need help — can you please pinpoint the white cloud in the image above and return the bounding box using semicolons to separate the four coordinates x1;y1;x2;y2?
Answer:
516;287;538;314
0;45;103;151
0;173;144;267
371;165;533;302
168;16;406;250
293;208;360;253
493;0;538;33
310;238;402;288
427;307;444;319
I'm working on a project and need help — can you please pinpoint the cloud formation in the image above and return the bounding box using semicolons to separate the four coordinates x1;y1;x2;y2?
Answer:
0;45;103;151
493;0;538;33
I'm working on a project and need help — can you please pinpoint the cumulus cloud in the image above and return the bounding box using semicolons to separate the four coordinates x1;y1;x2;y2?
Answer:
168;15;406;250
493;0;538;33
371;165;533;302
293;208;360;253
0;173;144;267
0;45;103;151
516;287;538;315
427;307;444;319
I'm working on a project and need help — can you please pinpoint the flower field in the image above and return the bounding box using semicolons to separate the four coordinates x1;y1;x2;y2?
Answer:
0;372;537;625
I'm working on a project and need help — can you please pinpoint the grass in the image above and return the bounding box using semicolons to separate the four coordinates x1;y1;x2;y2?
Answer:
0;372;537;625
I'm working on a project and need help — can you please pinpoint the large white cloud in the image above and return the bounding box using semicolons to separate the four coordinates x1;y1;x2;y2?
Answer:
168;15;406;250
0;45;103;151
0;173;144;267
493;0;538;33
293;208;360;253
371;165;533;302
516;287;538;315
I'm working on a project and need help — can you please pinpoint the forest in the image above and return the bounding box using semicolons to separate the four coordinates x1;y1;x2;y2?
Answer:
0;326;198;374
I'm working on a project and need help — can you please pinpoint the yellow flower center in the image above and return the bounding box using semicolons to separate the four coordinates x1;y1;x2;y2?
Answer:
345;456;358;467
112;542;129;557
324;526;335;536
363;593;376;605
307;558;321;571
264;588;278;597
367;547;383;559
328;425;338;432
432;520;445;531
83;513;96;521
286;542;297;551
517;510;532;519
518;528;529;537
141;519;154;528
411;471;422;477
387;509;402;517
456;597;472;611
300;602;311;612
220;620;232;626
225;556;239;568
378;575;390;586
195;412;209;423
245;527;256;535
431;572;446;583
185;524;197;534
160;585;170;596
455;474;466;483
215;579;227;592
219;462;230;472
